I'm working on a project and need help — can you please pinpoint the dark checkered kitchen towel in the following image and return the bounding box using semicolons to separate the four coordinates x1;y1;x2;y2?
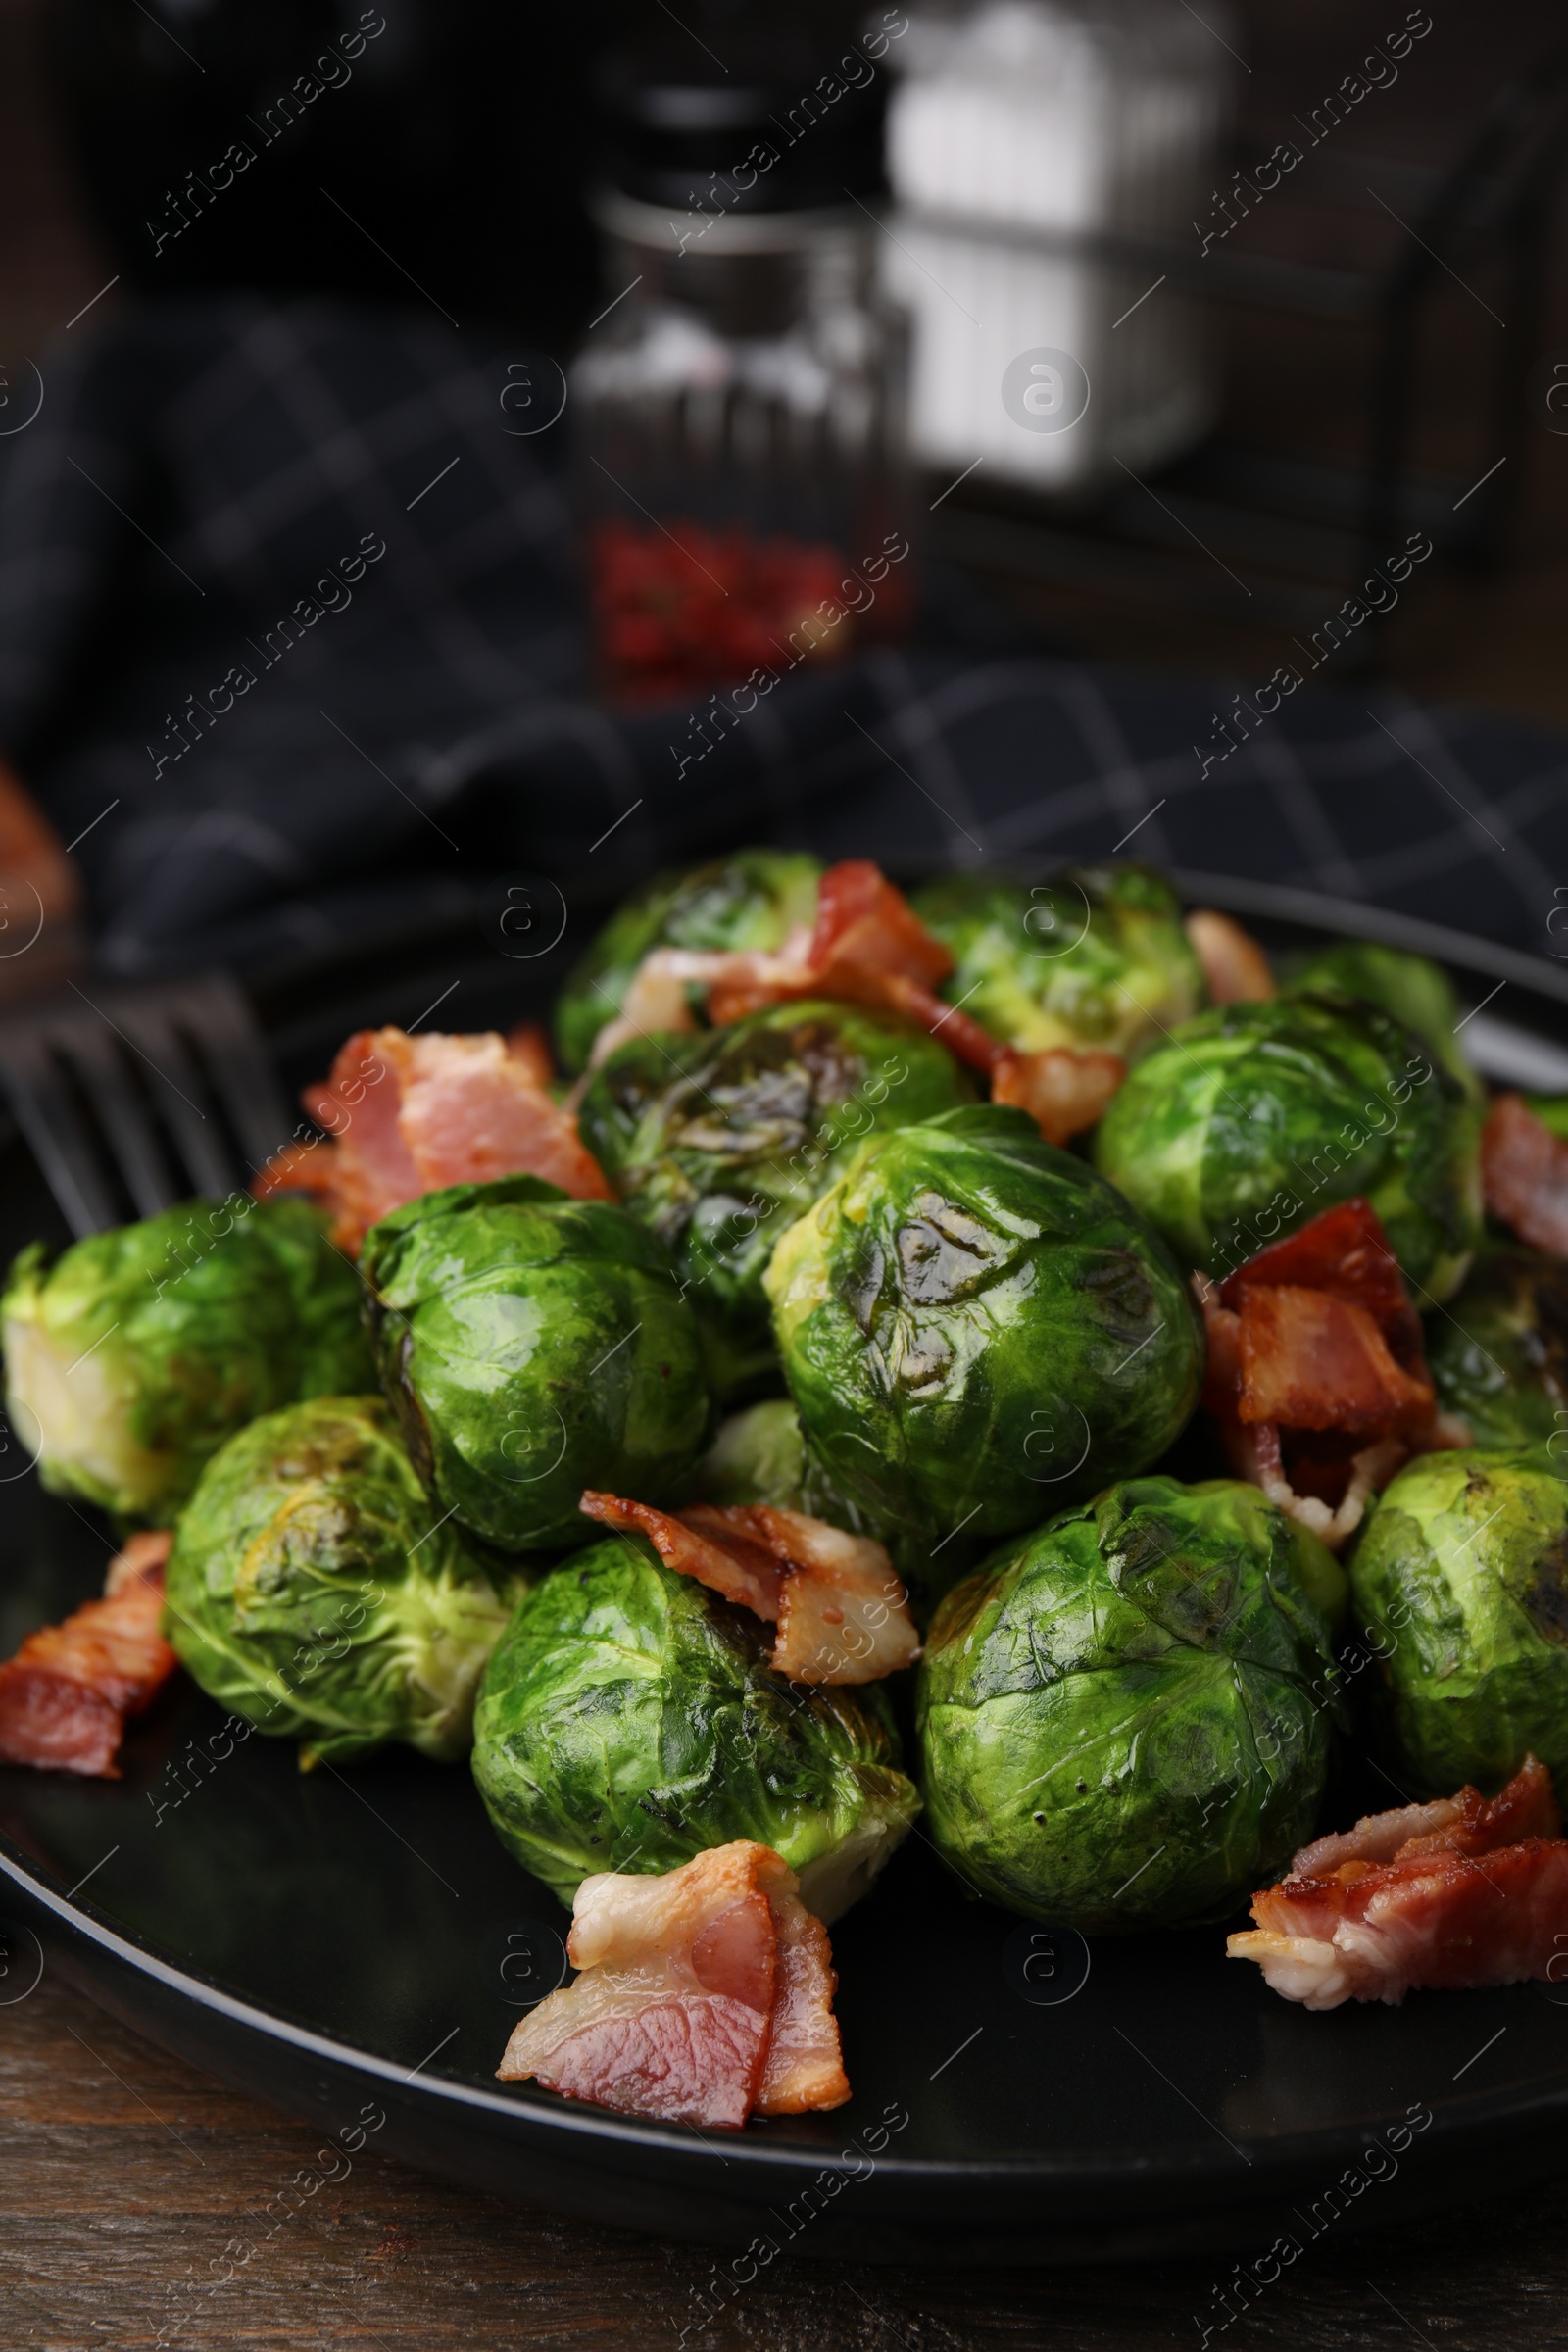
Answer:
1;296;1565;977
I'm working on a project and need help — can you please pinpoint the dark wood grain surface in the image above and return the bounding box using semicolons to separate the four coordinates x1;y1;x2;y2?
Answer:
2;1964;1565;2352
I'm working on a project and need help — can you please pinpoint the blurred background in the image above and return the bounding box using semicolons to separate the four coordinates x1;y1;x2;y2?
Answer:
0;0;1566;1004
3;0;1565;719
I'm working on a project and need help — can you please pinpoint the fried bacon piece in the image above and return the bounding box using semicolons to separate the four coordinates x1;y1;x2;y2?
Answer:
1294;1754;1560;1877
1229;1757;1568;2009
0;1531;176;1778
596;859;1124;1141
496;1841;850;2125
256;1026;612;1251
580;1492;920;1683
991;1045;1127;1148
1184;908;1276;1004
1482;1093;1568;1258
1197;1200;1441;1550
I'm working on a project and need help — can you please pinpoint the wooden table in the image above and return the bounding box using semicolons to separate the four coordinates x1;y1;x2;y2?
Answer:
4;1965;1564;2351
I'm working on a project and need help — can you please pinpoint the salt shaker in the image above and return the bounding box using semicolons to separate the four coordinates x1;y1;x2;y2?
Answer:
573;28;915;706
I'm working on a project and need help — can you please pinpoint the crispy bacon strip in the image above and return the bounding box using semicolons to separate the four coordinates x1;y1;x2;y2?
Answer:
1483;1094;1568;1258
0;1532;176;1779
1198;1200;1439;1551
1294;1755;1559;1877
1185;909;1276;1004
1234;1286;1435;1437
1229;1758;1568;2009
991;1045;1127;1146
257;1025;612;1251
496;1841;849;2125
580;1492;919;1683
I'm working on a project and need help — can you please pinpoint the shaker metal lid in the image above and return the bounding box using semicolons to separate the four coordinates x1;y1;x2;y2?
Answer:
595;23;887;216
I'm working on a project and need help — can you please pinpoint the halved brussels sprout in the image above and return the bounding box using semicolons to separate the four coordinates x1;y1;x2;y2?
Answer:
1425;1246;1568;1450
1280;939;1480;1098
578;1000;974;1398
165;1396;520;1767
911;862;1203;1061
916;1476;1343;1929
361;1175;709;1553
471;1533;919;1919
1348;1446;1568;1795
763;1103;1203;1543
2;1197;373;1525
1093;992;1482;1301
555;850;822;1073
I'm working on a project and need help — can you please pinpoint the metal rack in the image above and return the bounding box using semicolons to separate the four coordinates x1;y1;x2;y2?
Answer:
927;36;1568;662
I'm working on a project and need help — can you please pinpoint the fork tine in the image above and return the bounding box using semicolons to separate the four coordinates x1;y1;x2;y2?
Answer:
169;975;293;1175
54;1022;180;1221
0;1032;121;1238
112;1003;242;1200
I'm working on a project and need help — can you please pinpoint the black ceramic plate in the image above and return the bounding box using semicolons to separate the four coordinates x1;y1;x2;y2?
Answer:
4;877;1568;2268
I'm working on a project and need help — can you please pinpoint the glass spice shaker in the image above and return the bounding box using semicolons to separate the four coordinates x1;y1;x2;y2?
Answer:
572;29;915;710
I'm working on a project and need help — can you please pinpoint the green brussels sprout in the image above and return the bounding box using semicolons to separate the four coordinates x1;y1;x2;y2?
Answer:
1425;1246;1568;1450
689;1397;812;1508
1281;939;1481;1098
165;1396;520;1767
471;1533;919;1918
1093;992;1483;1301
2;1197;373;1525
361;1175;710;1553
911;862;1203;1062
555;850;822;1073
916;1476;1343;1930
763;1103;1203;1543
1348;1446;1568;1795
577;1000;975;1399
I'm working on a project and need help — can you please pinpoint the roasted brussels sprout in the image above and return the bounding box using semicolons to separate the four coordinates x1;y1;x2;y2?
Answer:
912;862;1203;1062
1281;940;1480;1097
763;1103;1203;1542
1093;993;1482;1301
555;850;822;1072
471;1533;919;1918
3;1197;373;1524
578;1000;974;1397
165;1396;519;1767
689;1397;815;1508
361;1175;709;1553
916;1477;1343;1929
1348;1446;1568;1795
1425;1246;1568;1450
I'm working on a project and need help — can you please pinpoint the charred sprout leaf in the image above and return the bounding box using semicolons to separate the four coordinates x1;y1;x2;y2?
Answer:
1348;1446;1568;1796
361;1175;710;1553
164;1396;521;1767
470;1533;919;1919
1425;1245;1568;1450
763;1104;1203;1543
912;862;1203;1061
1093;992;1483;1301
554;850;822;1072
578;1000;974;1399
2;1198;372;1525
1280;940;1481;1099
916;1476;1341;1930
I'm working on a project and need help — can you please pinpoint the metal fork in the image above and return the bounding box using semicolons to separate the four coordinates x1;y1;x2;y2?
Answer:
0;973;293;1238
